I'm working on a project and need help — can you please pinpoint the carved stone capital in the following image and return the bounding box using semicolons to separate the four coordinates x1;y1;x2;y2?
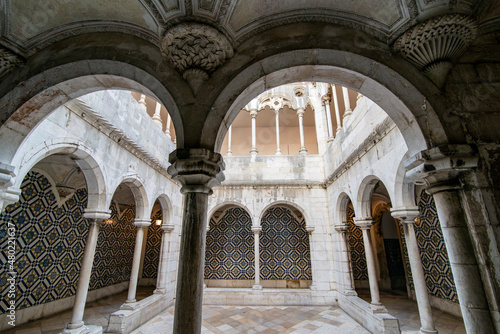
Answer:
0;48;24;79
390;207;420;224
354;218;374;230
133;218;152;228
334;224;349;233
296;108;305;117
161;23;233;92
405;144;478;193
393;14;478;86
168;148;225;194
321;94;331;104
249;109;258;118
251;226;262;234
83;209;112;222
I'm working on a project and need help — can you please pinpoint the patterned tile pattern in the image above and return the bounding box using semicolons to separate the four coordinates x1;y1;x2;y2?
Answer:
205;207;254;279
347;203;368;281
89;202;136;290
260;206;311;280
142;210;162;279
0;171;88;313
416;190;458;302
400;191;458;303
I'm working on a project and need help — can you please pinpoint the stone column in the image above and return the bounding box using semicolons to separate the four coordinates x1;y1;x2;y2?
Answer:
139;94;147;109
331;84;342;134
322;94;334;142
152;102;163;128
165;113;172;139
274;109;282;155
155;224;175;293
355;218;383;309
306;226;317;290
122;218;151;308
405;145;495;333
342;87;353;122
391;207;437;334
168;148;225;334
227;125;233;156
252;226;262;289
64;209;110;333
297;108;308;155
249;109;258;156
334;224;356;296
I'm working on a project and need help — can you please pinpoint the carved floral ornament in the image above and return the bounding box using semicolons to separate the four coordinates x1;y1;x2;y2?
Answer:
161;23;234;92
393;14;478;86
0;48;24;78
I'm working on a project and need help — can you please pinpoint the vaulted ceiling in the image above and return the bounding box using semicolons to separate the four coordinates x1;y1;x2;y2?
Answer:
0;0;493;56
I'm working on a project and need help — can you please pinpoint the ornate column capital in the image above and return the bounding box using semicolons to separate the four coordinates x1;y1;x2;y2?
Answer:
296;108;305;117
393;14;478;86
249;109;258;118
168;148;225;194
354;217;374;230
405;144;478;194
251;226;262;234
390;207;420;224
133;218;151;228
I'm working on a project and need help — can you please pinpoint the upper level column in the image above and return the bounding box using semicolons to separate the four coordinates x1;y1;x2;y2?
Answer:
321;94;334;142
168;148;225;334
297;108;308;155
249;109;258;156
405;144;496;333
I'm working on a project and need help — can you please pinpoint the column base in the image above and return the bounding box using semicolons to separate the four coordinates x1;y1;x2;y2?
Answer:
299;147;308;155
327;137;334;142
153;288;166;294
250;149;258;156
370;303;388;314
275;150;282;155
419;328;438;334
120;301;139;310
252;284;263;290
343;289;358;297
62;325;103;334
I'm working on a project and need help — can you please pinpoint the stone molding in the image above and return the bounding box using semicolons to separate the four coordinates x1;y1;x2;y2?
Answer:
404;144;478;192
334;224;349;233
83;209;112;221
393;14;478;86
354;217;375;229
251;226;262;233
168;148;225;194
66;99;171;179
161;22;234;75
161;224;175;232
133;218;152;228
0;47;23;78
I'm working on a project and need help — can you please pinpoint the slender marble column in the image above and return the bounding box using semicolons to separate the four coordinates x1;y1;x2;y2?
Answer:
429;184;494;332
252;226;262;289
227;125;233;156
322;94;334;142
249;109;258;156
355;218;383;308
123;219;151;307
297;108;308;155
155;224;175;293
334;224;356;296
274;109;282;155
392;208;437;334
306;226;317;290
406;145;495;332
165;113;172;139
342;87;353;121
152;102;163;128
168;148;225;334
331;85;342;134
64;210;110;333
138;94;147;108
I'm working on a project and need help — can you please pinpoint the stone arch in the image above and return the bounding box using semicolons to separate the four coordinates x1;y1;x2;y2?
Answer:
392;157;417;209
0;64;183;166
259;202;312;284
110;172;149;220
209;50;443;155
208;201;255;227
153;194;174;227
336;191;355;226
356;175;390;219
205;203;255;282
11;140;107;213
258;200;312;230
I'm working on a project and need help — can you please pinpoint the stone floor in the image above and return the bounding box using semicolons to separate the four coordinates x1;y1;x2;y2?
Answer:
5;287;466;334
